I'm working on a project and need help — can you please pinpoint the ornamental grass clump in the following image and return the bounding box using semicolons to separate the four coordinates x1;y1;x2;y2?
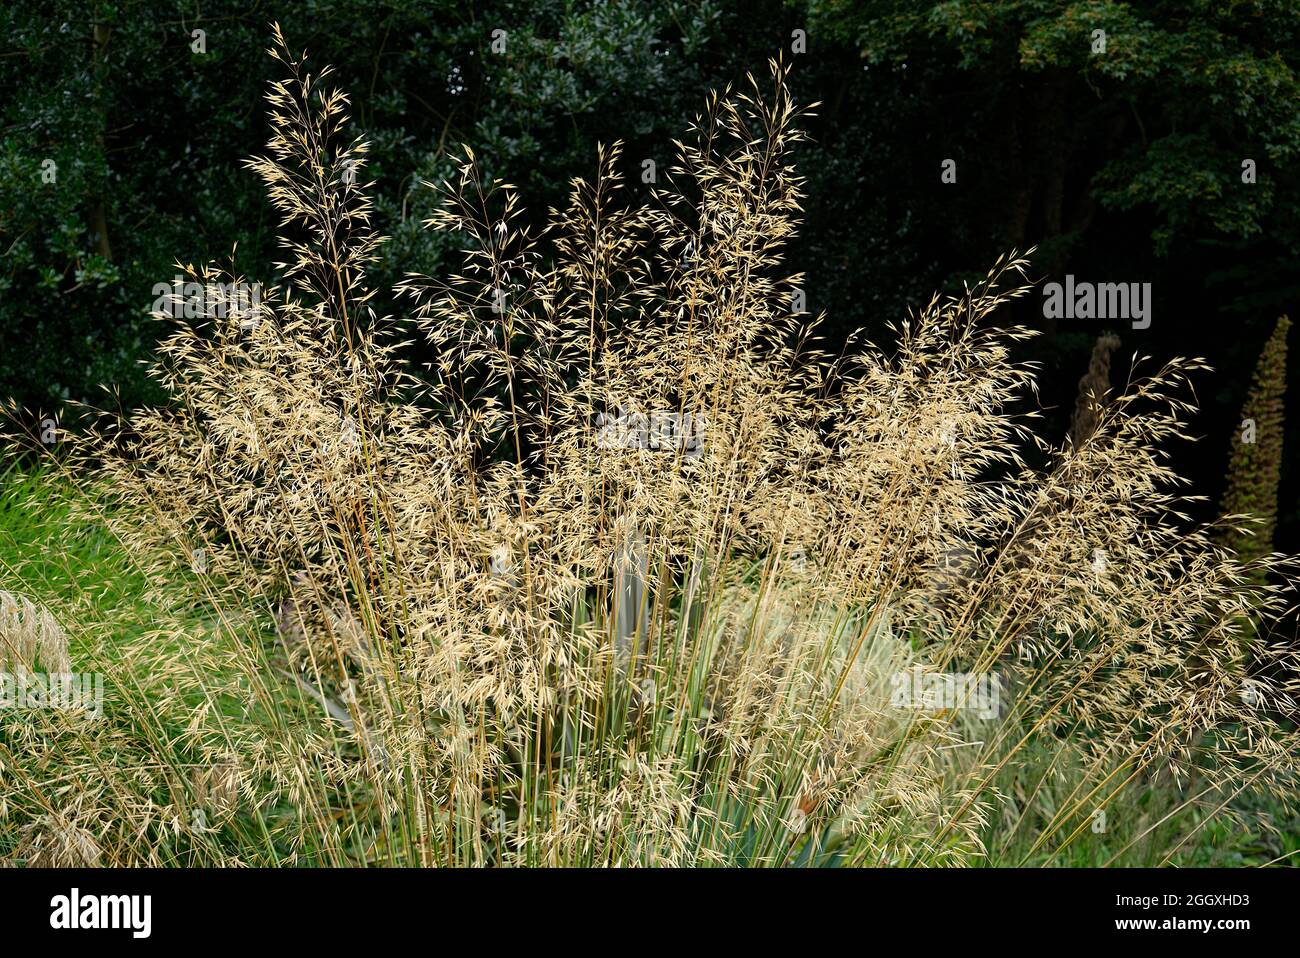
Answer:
3;26;1297;866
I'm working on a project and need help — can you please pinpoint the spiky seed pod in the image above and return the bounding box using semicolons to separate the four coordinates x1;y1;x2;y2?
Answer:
1217;316;1291;567
1069;333;1121;448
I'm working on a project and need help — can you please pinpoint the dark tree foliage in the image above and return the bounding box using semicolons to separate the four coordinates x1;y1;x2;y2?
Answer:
805;0;1300;543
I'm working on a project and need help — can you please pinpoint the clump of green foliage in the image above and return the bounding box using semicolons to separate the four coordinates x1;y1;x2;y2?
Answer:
2;30;1299;868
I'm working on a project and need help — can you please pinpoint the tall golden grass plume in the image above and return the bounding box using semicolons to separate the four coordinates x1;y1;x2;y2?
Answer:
2;26;1296;867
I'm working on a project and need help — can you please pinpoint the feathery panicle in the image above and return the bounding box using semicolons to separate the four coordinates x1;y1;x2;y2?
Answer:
0;590;71;675
2;32;1296;868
